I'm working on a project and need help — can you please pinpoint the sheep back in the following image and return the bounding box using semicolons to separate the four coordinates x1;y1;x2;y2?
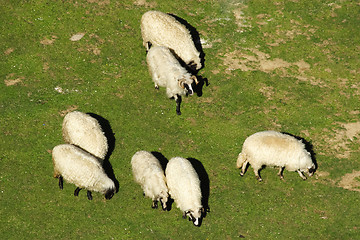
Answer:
62;111;108;160
146;46;194;99
52;144;115;194
165;157;202;218
141;10;202;70
131;151;168;205
239;131;314;172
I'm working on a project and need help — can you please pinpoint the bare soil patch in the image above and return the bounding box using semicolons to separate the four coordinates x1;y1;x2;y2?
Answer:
4;48;14;55
4;74;24;86
133;0;157;8
223;48;310;74
321;122;360;159
338;170;360;192
59;106;79;117
40;36;57;45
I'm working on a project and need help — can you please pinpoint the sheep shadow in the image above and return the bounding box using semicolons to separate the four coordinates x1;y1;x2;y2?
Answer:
87;113;119;193
167;13;206;72
151;151;169;173
187;158;210;217
193;75;209;97
281;132;318;171
168;47;209;99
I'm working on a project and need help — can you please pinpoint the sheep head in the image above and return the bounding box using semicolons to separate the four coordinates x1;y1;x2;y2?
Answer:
307;163;316;177
178;78;195;95
184;209;202;227
104;187;115;200
160;196;168;211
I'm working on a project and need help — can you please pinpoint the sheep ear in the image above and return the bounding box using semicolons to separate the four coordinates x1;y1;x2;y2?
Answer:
191;75;199;85
178;79;185;89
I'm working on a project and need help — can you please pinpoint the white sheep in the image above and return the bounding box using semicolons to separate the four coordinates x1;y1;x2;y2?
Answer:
62;111;108;160
146;46;198;115
236;131;316;181
52;144;115;200
141;10;202;71
165;157;203;226
131;150;169;210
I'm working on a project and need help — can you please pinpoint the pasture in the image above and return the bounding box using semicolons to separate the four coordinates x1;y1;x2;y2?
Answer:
1;0;360;239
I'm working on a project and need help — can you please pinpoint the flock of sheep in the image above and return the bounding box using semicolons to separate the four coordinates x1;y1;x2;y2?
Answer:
51;10;317;227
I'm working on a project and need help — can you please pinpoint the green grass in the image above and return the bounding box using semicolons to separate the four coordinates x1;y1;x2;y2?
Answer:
1;0;360;239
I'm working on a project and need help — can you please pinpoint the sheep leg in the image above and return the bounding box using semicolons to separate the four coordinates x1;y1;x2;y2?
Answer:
297;170;307;180
254;167;262;182
175;95;182;115
240;161;248;176
278;167;285;180
74;187;81;196
152;200;158;209
87;191;93;200
58;176;63;189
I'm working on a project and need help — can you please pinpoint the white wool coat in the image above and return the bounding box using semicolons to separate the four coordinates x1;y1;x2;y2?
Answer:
62;111;108;160
237;131;315;179
52;144;115;194
166;157;202;224
146;46;196;99
141;10;202;70
131;151;168;208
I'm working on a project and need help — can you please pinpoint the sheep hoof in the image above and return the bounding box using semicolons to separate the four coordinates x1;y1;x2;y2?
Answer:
152;201;158;209
176;110;181;115
256;177;263;182
240;172;244;176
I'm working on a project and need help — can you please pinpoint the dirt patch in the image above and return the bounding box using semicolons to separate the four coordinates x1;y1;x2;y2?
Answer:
223;48;310;74
4;48;14;55
86;0;110;5
59;106;79;117
259;85;275;100
338;170;360;192
4;78;23;86
233;4;252;32
4;74;24;86
322;122;360;159
40;36;57;45
342;122;360;141
133;0;157;8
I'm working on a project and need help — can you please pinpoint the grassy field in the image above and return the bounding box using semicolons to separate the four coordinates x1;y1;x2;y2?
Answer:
1;0;360;239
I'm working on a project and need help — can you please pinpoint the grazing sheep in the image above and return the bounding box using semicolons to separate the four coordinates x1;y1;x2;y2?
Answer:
236;131;316;181
131;151;169;210
62;111;108;160
146;46;198;115
141;10;202;71
52;144;115;200
166;157;203;226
